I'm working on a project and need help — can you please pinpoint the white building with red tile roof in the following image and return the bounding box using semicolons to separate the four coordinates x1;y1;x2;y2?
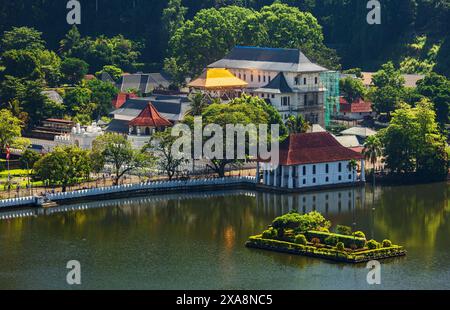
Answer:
260;132;365;189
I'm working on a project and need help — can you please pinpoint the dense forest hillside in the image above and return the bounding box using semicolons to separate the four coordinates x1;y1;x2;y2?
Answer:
0;0;448;76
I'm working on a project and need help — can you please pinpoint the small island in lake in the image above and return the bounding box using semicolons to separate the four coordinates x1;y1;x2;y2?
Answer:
246;211;406;263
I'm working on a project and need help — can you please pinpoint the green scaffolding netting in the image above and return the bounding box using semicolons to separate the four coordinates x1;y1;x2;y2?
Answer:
320;71;340;127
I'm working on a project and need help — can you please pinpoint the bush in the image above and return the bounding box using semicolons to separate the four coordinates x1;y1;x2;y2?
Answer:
262;228;277;239
352;231;366;239
294;234;307;245
336;225;352;236
306;231;366;249
336;242;345;251
272;211;331;232
325;235;339;246
382;239;393;248
367;239;379;250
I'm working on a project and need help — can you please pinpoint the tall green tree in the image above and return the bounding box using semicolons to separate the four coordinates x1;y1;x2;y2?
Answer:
363;135;383;186
61;57;89;85
369;62;406;117
1;49;43;80
416;72;450;126
0;109;22;151
1;26;45;52
286;115;310;134
92;133;152;185
379;99;448;179
339;77;366;103
145;129;186;181
33;146;92;192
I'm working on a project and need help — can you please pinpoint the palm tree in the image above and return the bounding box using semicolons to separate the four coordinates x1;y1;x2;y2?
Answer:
363;135;383;187
347;159;358;181
188;92;208;116
286;115;311;134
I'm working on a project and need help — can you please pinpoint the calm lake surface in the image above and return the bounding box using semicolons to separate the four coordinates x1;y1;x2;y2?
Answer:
0;182;449;290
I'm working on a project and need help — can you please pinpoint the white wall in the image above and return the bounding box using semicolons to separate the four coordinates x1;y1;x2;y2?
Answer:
263;160;361;189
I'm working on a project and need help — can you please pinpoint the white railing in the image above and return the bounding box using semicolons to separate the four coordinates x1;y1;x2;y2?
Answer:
0;196;35;209
0;176;257;208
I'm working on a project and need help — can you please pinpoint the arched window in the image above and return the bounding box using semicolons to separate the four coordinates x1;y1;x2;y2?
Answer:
145;127;151;135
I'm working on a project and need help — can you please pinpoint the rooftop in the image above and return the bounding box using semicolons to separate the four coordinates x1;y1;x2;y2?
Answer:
339;97;373;113
277;132;364;166
208;46;328;73
129;103;172;128
110;95;191;122
188;68;248;89
114;73;172;93
255;72;293;94
340;127;377;138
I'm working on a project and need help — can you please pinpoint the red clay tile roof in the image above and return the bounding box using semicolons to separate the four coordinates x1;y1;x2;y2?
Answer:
278;132;364;166
340;97;373;113
112;93;138;109
129;102;172;127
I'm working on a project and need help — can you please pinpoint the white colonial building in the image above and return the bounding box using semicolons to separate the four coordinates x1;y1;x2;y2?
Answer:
259;132;365;190
208;46;330;127
55;122;104;150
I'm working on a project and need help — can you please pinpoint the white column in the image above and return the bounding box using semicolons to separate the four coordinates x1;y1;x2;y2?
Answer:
288;166;294;189
281;166;286;188
274;167;279;187
297;166;302;188
267;166;272;186
361;159;366;182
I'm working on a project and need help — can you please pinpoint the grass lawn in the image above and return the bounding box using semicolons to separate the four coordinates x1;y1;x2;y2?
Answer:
0;169;33;177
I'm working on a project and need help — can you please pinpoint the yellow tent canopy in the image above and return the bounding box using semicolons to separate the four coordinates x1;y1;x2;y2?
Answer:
188;68;248;89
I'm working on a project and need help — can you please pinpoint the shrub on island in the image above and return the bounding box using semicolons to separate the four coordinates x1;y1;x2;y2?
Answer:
352;231;366;239
336;225;352;236
324;235;339;246
262;227;277;239
336;242;345;251
295;234;307;245
382;239;393;248
272;211;331;233
367;239;379;250
306;231;366;249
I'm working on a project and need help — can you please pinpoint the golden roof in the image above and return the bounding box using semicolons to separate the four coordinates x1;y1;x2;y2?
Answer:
188;68;248;89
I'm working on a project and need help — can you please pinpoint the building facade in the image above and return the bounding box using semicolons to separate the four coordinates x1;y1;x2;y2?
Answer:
208;46;332;127
259;132;365;190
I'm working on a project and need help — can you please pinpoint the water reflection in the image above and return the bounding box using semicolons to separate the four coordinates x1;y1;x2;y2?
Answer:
0;183;449;289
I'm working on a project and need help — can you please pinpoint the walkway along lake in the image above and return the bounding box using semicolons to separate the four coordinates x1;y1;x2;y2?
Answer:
0;182;449;289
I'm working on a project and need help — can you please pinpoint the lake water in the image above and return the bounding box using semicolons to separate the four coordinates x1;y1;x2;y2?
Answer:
0;182;449;290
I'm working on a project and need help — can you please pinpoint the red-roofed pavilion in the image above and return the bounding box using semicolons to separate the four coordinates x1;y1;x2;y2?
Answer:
128;102;172;136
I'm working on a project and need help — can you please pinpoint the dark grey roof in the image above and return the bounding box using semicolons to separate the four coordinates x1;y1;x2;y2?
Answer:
116;73;172;93
258;72;293;93
208;46;328;73
106;119;129;134
110;95;191;122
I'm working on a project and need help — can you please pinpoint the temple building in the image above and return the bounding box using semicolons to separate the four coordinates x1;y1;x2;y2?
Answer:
208;46;340;127
188;68;248;100
127;102;172;149
107;95;190;135
259;132;365;190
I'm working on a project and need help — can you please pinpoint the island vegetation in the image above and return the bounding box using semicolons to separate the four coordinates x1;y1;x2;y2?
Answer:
246;211;406;263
